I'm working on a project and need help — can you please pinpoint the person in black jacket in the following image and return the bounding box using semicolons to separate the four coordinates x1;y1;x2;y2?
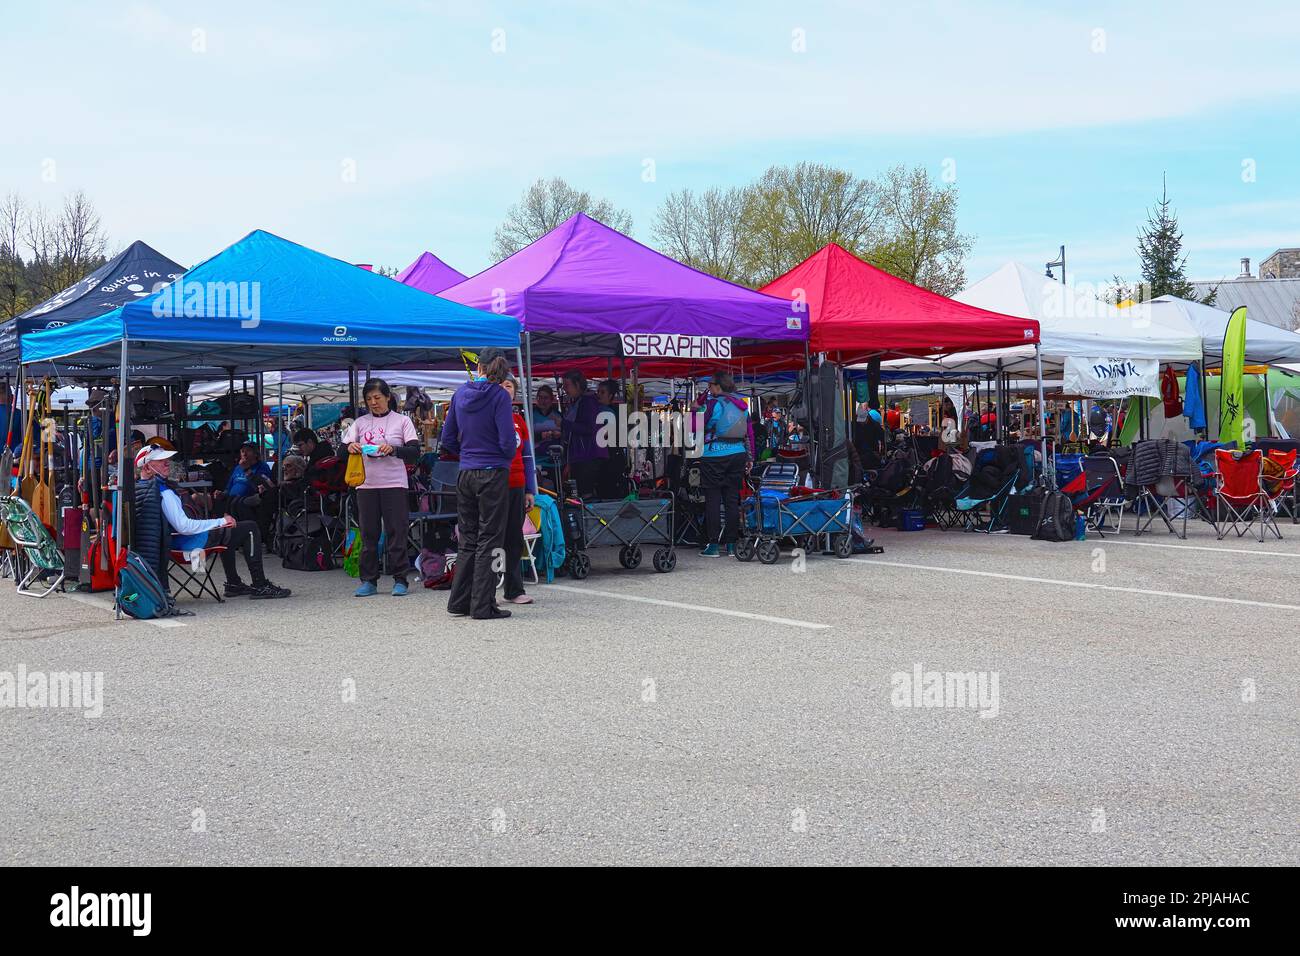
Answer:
293;428;334;466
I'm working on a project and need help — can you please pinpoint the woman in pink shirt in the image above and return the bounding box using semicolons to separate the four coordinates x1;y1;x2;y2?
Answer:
341;379;420;596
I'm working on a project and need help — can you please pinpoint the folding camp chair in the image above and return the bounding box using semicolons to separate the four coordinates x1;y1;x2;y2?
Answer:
1260;449;1296;537
0;495;65;597
1130;441;1200;540
404;459;459;565
168;546;227;602
956;475;1017;533
862;454;917;527
915;455;964;531
1079;455;1126;537
1213;449;1274;541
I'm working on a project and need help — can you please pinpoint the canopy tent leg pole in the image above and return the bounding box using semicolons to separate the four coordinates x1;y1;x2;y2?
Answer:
522;332;535;420
277;374;285;552
116;338;132;581
804;341;815;468
1200;348;1210;440
1034;342;1050;487
254;372;265;455
515;345;535;502
993;370;1001;442
348;365;358;418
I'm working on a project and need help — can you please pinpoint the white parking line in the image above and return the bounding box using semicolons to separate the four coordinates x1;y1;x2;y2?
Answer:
849;558;1300;612
1102;539;1300;558
60;589;189;628
544;584;831;630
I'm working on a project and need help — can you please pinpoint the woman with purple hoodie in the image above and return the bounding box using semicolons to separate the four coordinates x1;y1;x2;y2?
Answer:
698;372;753;557
440;352;518;620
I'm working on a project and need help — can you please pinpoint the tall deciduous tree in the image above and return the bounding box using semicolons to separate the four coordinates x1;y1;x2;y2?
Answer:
0;192;27;318
736;162;884;286
868;164;973;297
23;189;109;301
491;177;633;261
650;187;746;283
649;163;974;292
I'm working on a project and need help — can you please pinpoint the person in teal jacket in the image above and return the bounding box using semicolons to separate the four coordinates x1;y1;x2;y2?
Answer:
698;372;753;557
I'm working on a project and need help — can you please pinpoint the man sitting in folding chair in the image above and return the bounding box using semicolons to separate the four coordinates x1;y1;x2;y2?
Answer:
136;445;290;601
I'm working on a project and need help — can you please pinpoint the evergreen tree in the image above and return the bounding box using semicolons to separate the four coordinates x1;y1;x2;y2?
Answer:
1136;175;1197;299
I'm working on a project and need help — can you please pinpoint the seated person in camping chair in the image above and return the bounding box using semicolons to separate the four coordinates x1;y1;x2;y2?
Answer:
214;441;278;543
293;428;335;467
136;445;290;600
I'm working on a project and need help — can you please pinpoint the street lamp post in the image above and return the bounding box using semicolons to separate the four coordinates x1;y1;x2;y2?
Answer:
1045;245;1066;284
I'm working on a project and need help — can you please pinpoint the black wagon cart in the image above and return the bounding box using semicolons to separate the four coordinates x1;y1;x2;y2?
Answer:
557;492;677;577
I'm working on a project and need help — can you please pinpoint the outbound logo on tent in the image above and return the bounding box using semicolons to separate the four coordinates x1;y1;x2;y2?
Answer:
322;324;358;344
151;279;262;329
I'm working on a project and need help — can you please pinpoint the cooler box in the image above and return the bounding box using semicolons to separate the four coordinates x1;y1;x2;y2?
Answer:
898;509;925;531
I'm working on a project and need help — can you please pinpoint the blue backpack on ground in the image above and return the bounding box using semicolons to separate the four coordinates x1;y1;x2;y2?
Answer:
116;548;178;620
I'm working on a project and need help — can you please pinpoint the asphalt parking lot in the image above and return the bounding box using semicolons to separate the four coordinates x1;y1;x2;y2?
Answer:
2;519;1297;866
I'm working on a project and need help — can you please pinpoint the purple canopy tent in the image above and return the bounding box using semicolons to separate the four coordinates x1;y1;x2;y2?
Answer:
440;213;807;502
439;213;805;364
395;251;467;294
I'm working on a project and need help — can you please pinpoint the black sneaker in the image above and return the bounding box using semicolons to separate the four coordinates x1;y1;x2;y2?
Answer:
471;607;511;620
223;581;254;598
250;581;291;599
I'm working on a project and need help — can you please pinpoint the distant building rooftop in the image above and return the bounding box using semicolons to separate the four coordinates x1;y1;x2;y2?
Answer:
1190;277;1300;331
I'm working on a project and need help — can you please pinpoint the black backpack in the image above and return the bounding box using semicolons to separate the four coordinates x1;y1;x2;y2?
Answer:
1033;491;1076;542
281;536;335;572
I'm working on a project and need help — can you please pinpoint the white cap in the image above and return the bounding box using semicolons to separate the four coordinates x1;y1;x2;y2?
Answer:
135;445;177;468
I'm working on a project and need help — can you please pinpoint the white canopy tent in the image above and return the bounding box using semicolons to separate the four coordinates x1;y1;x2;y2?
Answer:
188;369;468;404
881;262;1203;376
1145;295;1300;365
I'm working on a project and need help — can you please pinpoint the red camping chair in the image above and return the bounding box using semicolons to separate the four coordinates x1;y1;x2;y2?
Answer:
1262;449;1297;534
1213;450;1272;541
168;546;227;602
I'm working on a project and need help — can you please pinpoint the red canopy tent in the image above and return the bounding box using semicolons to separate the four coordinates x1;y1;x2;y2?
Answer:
757;243;1039;362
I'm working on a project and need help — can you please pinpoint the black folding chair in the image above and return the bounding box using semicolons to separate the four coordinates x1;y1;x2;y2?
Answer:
168;546;227;602
1080;455;1126;537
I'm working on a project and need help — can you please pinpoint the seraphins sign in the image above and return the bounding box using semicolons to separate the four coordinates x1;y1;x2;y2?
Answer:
620;334;732;360
1063;356;1160;399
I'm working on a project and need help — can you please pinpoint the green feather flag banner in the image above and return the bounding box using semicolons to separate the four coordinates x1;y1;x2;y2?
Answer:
1219;306;1247;447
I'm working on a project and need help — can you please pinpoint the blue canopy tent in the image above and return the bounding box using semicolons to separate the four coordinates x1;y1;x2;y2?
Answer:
0;240;186;370
20;229;520;549
22;229;517;373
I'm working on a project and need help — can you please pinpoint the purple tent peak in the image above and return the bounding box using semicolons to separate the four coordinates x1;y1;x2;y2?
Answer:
395;251;467;294
440;212;803;347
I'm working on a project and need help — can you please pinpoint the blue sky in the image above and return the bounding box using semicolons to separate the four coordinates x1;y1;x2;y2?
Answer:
2;0;1298;291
